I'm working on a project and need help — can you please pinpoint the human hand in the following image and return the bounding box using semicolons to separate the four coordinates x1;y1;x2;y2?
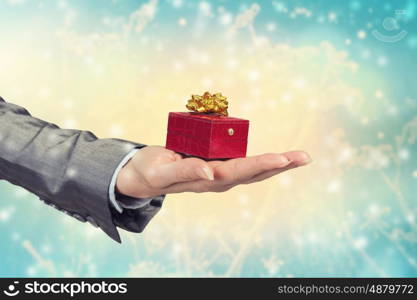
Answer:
116;146;311;198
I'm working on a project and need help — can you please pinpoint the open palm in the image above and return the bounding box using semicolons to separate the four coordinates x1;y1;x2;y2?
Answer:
116;146;311;198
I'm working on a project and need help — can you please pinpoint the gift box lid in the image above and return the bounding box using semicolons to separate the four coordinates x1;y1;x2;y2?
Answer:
167;112;249;141
168;112;249;123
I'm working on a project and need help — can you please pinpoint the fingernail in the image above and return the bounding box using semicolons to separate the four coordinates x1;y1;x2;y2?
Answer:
303;158;313;164
199;166;214;180
300;153;312;165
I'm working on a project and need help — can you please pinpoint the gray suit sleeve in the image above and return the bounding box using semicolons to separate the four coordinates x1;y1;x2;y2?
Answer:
0;97;164;243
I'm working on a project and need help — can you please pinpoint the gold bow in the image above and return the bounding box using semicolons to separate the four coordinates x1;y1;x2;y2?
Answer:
186;92;229;116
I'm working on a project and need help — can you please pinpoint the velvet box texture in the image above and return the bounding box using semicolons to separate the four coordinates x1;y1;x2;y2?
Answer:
166;112;249;159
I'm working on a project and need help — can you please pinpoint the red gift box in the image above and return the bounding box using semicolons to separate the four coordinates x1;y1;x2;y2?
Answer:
166;112;249;159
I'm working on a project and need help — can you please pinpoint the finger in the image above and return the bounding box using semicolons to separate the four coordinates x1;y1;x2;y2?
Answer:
161;164;292;194
159;179;207;194
151;157;214;187
242;162;296;184
281;151;312;167
243;152;311;184
161;165;291;194
160;152;312;194
214;153;292;183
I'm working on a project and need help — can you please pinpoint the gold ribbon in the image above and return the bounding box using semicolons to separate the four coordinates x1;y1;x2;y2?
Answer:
186;92;229;116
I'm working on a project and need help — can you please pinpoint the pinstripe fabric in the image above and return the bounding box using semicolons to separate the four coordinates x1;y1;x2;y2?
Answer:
0;97;164;243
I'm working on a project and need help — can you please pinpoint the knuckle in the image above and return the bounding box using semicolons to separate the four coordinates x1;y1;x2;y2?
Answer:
176;167;194;181
194;181;211;193
143;169;160;188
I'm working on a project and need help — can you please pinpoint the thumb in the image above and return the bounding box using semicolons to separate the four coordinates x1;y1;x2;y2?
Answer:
154;157;214;187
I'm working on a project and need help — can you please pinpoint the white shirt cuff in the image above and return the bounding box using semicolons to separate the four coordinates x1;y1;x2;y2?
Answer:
108;148;139;213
